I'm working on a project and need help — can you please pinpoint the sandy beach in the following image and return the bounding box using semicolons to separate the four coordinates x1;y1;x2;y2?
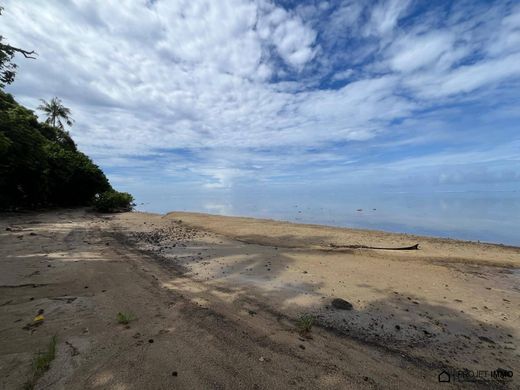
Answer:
1;209;518;389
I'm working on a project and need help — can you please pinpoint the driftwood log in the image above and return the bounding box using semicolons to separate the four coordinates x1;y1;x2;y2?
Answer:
329;243;419;250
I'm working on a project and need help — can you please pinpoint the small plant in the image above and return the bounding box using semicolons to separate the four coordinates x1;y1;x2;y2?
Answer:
296;314;315;335
93;190;134;213
23;335;57;390
116;312;135;325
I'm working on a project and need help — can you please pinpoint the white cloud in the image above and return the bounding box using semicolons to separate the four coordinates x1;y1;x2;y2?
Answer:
1;0;519;189
364;0;411;37
331;68;354;81
256;4;317;69
405;53;520;98
389;32;454;72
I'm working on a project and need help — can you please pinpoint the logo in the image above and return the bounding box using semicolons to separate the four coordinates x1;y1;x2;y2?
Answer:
438;368;513;383
438;370;450;383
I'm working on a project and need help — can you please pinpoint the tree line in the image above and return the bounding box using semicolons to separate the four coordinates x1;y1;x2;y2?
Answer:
0;6;132;211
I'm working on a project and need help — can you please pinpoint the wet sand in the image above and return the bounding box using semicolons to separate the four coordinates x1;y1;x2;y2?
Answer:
1;209;518;389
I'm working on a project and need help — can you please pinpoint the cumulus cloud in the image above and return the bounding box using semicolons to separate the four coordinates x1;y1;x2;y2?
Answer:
1;0;519;189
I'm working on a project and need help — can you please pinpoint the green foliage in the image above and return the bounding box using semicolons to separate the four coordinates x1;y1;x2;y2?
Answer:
116;312;135;325
296;314;315;335
0;91;112;209
0;6;36;88
0;8;122;211
37;97;74;129
23;335;57;390
0;30;17;88
93;190;134;213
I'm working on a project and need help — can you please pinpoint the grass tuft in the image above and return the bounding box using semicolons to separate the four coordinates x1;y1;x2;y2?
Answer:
296;314;315;335
23;335;57;390
116;312;135;325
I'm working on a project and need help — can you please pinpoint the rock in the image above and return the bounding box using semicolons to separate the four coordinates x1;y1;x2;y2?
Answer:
478;336;495;344
331;298;353;310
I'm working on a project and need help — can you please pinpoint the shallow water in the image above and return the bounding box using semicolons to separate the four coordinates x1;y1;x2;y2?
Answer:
133;187;520;246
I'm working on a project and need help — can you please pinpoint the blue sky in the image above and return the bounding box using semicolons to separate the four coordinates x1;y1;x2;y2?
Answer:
2;0;520;197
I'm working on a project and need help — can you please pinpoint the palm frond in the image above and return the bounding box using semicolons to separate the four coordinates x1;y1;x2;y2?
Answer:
37;97;73;129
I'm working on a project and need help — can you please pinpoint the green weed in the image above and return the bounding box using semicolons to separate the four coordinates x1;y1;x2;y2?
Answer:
23;335;57;390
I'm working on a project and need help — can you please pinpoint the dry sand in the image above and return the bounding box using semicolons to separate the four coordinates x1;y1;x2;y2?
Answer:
1;209;518;389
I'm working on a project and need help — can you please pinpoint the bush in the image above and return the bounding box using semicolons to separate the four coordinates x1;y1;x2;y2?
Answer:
93;190;134;212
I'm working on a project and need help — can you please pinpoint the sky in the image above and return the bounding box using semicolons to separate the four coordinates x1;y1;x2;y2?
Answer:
2;0;520;200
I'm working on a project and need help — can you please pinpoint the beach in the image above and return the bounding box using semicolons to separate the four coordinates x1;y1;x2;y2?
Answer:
1;209;518;389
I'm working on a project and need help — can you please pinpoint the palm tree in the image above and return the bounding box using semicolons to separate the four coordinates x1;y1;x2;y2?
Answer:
37;97;73;129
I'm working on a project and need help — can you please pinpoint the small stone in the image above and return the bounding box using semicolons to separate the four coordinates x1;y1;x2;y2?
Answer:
478;336;495;344
172;371;178;377
331;298;353;310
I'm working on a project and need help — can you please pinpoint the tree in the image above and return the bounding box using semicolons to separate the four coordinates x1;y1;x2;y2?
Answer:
37;97;74;129
0;90;112;209
0;6;36;88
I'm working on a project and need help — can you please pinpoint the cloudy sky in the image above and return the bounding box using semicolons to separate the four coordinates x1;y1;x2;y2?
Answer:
2;0;520;199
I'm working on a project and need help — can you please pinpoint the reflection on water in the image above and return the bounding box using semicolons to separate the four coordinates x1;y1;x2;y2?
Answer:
134;187;520;246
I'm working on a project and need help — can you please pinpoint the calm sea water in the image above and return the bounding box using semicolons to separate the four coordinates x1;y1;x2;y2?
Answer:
133;188;520;246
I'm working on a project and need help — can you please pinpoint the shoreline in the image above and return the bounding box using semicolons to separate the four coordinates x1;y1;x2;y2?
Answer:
161;210;520;250
1;209;519;388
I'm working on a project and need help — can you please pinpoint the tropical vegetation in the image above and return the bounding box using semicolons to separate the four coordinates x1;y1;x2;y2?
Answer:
0;6;132;211
37;97;74;129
